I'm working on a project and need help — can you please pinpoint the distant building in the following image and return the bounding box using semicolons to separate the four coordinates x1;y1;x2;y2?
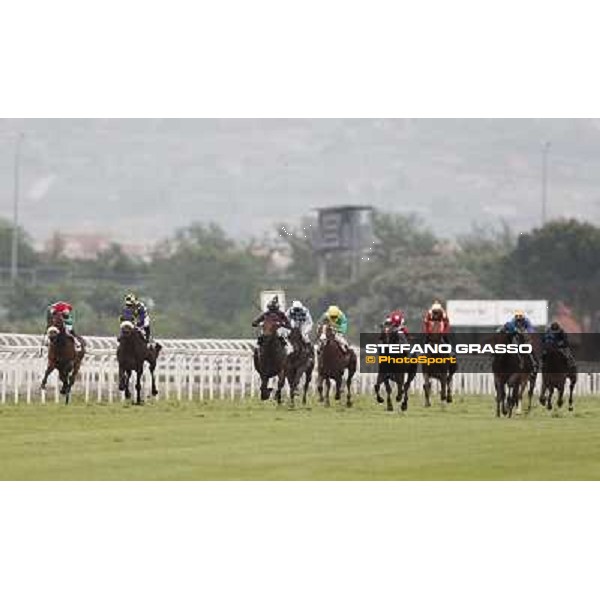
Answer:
43;233;152;261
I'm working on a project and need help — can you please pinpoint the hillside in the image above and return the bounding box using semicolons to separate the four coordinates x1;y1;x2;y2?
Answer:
0;119;599;244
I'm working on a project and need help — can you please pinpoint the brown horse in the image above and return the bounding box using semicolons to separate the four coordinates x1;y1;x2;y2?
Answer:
253;314;288;403
117;321;162;405
316;323;357;407
421;322;457;407
285;326;314;406
539;343;577;412
374;327;417;412
40;313;85;404
491;329;533;418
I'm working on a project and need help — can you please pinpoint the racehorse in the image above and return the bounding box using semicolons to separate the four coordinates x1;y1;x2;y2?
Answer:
421;322;458;407
40;312;86;404
374;327;417;412
285;326;314;406
117;321;161;405
253;314;288;403
316;322;357;407
539;343;577;412
491;329;534;418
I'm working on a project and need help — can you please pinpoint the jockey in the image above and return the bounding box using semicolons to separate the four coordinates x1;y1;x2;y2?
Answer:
286;300;313;344
423;300;451;339
251;296;291;351
542;321;577;371
319;305;349;352
120;293;152;342
383;309;410;336
46;301;81;350
502;309;538;373
504;309;535;335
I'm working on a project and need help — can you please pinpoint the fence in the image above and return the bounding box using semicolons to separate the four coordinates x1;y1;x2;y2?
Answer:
0;333;599;404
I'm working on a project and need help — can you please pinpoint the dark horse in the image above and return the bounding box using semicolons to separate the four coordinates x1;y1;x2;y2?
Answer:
285;327;314;406
117;321;161;405
253;314;288;403
539;343;577;412
421;322;458;407
40;313;86;404
491;329;534;418
316;323;357;407
374;327;417;412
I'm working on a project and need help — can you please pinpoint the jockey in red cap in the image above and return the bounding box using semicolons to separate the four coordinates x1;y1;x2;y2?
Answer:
46;300;82;350
383;309;410;335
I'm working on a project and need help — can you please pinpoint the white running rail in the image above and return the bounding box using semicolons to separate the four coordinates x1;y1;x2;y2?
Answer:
0;333;598;404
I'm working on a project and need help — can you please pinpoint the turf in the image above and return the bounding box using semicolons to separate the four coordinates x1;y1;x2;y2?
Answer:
0;394;598;480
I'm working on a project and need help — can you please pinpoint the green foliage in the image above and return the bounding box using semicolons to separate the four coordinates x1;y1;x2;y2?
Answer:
502;219;600;324
147;223;269;337
0;218;38;268
2;215;600;336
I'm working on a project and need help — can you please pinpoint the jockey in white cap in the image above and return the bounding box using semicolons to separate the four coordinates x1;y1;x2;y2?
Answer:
286;300;314;344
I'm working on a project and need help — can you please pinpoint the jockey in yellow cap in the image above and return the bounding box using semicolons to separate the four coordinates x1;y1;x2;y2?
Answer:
318;305;349;352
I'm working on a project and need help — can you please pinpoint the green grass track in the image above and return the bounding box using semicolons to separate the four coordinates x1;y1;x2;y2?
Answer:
0;395;598;480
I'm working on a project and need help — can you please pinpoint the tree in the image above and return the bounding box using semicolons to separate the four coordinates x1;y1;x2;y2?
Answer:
502;219;600;329
0;218;38;269
456;221;515;294
148;223;269;337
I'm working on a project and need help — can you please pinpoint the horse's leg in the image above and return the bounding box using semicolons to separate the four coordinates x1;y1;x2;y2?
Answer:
539;378;547;407
527;372;536;408
546;385;554;411
260;375;272;401
446;374;453;404
402;368;416;412
440;376;447;404
385;377;393;411
334;376;342;402
568;375;576;411
275;370;286;406
41;363;54;390
316;373;325;404
423;373;432;407
135;368;143;405
374;372;384;404
557;380;566;408
149;360;159;396
325;378;331;407
124;371;132;400
302;364;313;406
346;373;353;408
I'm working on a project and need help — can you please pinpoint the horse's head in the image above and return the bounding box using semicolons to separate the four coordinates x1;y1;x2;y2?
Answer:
50;312;66;331
262;314;281;337
289;326;303;346
119;320;135;337
46;325;61;342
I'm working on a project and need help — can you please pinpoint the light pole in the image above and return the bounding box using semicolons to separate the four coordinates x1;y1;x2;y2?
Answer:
11;133;24;283
541;141;551;226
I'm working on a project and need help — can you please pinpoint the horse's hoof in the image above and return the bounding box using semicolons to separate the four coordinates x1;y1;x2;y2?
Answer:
547;403;552;411
346;401;352;408
400;402;407;412
376;397;384;404
539;398;546;406
386;404;393;412
557;399;564;408
568;406;574;412
446;397;453;404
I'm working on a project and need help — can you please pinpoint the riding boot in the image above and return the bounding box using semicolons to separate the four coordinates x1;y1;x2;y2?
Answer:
144;326;151;343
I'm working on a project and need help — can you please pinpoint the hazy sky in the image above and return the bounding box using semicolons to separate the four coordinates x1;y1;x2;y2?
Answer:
1;118;599;245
